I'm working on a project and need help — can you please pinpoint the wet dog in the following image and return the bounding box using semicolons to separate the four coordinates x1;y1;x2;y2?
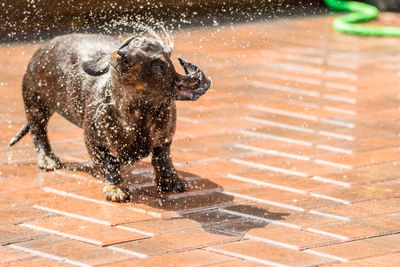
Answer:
9;34;211;202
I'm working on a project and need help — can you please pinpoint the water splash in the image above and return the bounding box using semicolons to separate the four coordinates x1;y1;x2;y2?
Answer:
131;22;174;49
106;17;174;50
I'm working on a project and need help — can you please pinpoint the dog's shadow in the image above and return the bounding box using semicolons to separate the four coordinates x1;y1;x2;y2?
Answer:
62;161;290;237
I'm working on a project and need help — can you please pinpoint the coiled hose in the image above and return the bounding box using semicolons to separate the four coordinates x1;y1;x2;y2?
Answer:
324;0;400;36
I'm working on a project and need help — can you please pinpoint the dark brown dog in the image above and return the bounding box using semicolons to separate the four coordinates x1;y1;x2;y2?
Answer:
9;34;211;202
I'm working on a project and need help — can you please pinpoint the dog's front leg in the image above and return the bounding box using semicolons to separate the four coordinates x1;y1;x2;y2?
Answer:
152;142;186;193
101;150;130;202
87;142;129;202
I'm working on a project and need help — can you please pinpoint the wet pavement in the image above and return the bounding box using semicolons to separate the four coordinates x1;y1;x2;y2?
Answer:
2;14;400;266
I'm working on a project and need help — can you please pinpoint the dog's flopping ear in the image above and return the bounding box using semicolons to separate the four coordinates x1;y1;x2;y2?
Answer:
82;56;110;76
82;36;137;76
174;58;211;101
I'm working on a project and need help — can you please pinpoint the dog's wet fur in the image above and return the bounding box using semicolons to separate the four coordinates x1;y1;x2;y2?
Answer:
9;34;211;202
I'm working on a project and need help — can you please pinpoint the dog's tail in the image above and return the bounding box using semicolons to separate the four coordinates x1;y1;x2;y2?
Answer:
8;123;30;147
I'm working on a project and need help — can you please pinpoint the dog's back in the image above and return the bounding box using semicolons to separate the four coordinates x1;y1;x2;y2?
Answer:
23;34;120;127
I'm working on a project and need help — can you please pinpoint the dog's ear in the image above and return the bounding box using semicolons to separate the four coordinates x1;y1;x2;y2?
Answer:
82;56;109;76
173;58;211;101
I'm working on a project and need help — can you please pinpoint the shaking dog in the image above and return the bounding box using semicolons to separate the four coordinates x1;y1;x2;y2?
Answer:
9;34;211;202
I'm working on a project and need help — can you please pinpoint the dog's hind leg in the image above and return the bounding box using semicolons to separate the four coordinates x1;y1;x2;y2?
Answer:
23;78;60;170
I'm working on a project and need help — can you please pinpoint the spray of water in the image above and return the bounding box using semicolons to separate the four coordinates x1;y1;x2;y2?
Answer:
107;17;174;50
131;22;174;49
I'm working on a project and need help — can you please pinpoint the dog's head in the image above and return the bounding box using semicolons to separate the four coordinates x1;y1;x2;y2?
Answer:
82;36;211;101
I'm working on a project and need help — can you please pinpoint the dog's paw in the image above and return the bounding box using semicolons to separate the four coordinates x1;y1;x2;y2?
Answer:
103;184;129;202
37;149;61;170
157;177;187;193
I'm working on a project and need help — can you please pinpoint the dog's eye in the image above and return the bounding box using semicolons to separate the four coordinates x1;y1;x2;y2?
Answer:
152;64;165;77
117;50;130;65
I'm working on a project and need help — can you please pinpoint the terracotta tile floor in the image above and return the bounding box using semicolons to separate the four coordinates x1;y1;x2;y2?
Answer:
2;14;400;266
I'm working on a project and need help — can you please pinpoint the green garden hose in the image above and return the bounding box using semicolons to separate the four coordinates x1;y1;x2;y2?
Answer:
324;0;400;36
